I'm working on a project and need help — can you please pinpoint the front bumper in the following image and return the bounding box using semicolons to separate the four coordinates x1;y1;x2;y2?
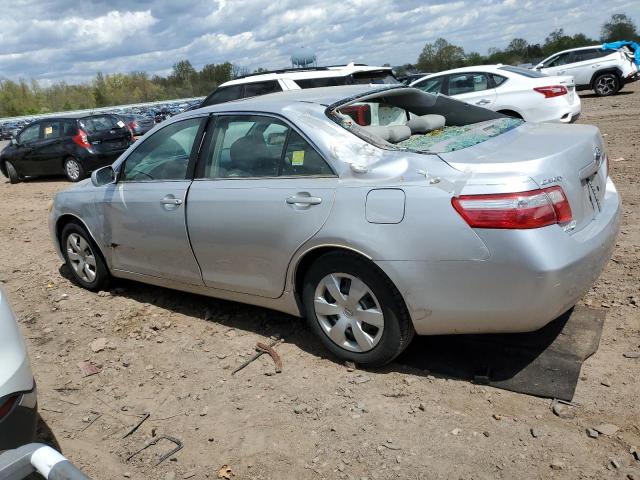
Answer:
623;71;639;84
378;178;621;335
0;384;37;451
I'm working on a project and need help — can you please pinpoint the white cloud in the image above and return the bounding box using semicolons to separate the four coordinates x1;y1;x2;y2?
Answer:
0;0;638;83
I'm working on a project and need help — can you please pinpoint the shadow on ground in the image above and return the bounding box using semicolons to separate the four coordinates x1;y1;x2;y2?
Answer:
59;265;604;401
579;90;634;99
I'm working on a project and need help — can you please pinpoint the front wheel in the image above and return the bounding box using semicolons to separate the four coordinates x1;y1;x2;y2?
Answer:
593;73;620;97
61;223;109;291
302;252;414;367
64;157;85;182
4;161;20;184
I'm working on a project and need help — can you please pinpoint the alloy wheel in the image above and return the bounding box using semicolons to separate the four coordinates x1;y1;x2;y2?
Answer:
66;233;97;283
595;75;616;96
313;273;385;353
65;160;80;181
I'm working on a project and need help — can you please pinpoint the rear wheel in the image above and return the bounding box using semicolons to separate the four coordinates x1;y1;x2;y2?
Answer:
593;73;620;96
4;161;20;184
61;222;109;291
64;157;85;182
302;252;414;367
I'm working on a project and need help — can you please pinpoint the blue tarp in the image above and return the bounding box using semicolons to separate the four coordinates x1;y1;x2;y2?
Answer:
602;40;640;66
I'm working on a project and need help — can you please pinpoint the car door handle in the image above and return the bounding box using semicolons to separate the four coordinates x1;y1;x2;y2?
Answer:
286;195;322;205
475;99;491;105
161;196;183;206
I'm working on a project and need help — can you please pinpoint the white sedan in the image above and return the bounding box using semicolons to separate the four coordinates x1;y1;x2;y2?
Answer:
410;65;581;123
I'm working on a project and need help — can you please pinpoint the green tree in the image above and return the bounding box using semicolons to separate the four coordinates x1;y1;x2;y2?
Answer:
601;13;639;42
416;38;466;72
93;72;109;107
507;38;529;57
542;29;594;56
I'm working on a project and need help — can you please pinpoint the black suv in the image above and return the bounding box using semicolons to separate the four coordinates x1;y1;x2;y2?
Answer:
0;114;133;183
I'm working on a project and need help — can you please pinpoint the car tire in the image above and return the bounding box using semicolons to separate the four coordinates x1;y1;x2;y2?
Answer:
61;222;109;291
4;161;20;184
593;73;620;97
302;252;414;367
64;157;85;182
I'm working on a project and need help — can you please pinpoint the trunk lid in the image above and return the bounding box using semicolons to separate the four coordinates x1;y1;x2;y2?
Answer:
531;74;576;104
80;115;131;154
439;122;607;234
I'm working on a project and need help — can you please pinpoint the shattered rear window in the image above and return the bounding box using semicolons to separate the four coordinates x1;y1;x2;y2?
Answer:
397;118;524;153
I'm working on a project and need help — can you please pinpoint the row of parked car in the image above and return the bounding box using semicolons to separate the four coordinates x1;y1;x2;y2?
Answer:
1;44;637;185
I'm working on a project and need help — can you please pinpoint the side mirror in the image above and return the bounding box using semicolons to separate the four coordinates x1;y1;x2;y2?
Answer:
534;64;543;71
91;166;116;187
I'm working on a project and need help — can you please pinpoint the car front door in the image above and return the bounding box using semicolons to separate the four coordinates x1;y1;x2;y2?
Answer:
187;114;337;298
101;116;206;285
412;75;446;95
539;52;575;77
13;123;42;175
445;72;497;109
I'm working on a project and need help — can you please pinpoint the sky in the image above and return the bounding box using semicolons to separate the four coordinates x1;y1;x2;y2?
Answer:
1;0;639;85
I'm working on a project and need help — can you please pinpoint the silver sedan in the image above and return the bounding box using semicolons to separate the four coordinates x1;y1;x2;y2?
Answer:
49;85;620;366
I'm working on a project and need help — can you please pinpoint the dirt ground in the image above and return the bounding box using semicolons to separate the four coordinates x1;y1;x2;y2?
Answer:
1;83;639;480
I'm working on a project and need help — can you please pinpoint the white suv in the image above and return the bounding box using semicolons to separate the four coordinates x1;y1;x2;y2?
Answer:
535;45;638;96
199;63;400;107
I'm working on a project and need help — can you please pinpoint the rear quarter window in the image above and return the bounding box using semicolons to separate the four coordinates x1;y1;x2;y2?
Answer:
244;81;282;98
202;85;244;106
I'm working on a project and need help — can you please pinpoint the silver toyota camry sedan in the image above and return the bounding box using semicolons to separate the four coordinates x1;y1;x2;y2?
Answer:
48;85;620;366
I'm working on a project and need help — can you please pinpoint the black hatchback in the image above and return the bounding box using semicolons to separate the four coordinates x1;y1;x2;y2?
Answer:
0;114;133;183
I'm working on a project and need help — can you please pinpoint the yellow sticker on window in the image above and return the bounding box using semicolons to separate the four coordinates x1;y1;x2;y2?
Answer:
44;126;53;136
292;150;305;166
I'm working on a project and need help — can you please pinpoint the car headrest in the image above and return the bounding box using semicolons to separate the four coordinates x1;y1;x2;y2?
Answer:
362;126;391;141
361;125;411;143
406;114;446;134
387;125;412;143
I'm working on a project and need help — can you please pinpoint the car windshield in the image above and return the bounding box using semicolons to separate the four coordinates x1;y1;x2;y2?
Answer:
498;66;547;78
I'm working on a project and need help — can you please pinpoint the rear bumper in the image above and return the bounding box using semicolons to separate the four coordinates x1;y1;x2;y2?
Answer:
378;179;620;335
0;384;38;451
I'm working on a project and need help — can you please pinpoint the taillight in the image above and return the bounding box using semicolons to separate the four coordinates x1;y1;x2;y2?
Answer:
533;85;568;98
452;186;572;229
0;394;18;419
72;129;91;149
129;121;138;129
603;152;609;178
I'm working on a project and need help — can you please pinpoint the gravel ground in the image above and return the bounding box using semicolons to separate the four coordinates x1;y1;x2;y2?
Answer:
1;83;639;480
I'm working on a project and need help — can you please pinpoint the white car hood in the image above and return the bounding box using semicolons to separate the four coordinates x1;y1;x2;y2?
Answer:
0;287;34;397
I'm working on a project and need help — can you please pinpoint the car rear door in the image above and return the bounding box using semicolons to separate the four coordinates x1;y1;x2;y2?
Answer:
80;115;131;155
445;72;497;109
186;113;337;298
34;119;65;173
100;116;207;285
